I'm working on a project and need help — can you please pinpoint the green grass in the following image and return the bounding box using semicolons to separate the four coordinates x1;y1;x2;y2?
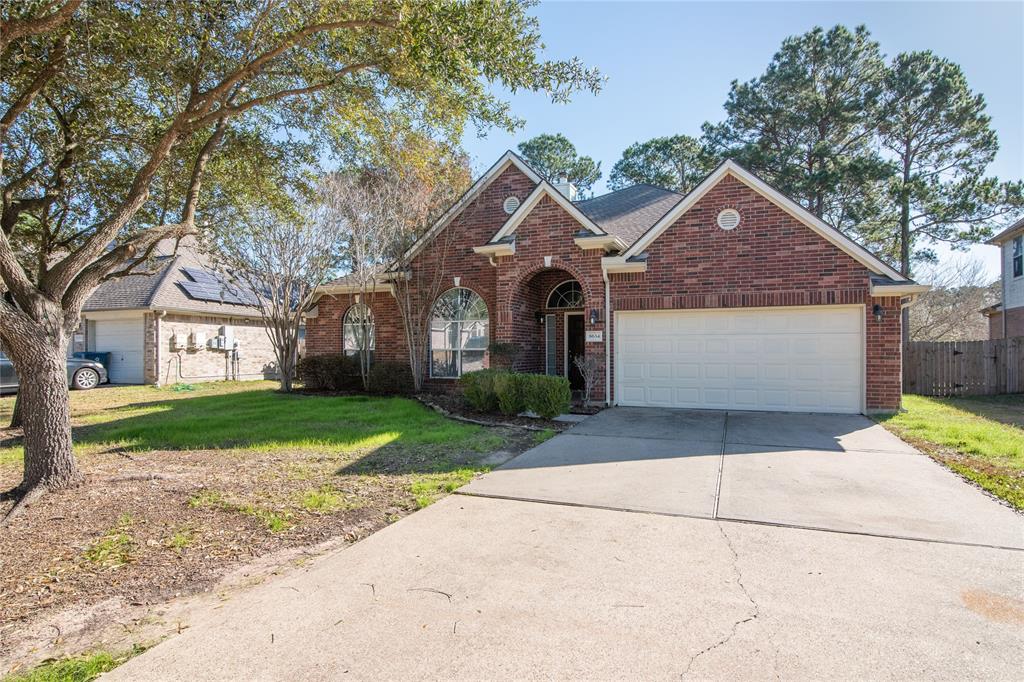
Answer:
533;428;556;445
188;489;291;532
409;468;485;509
165;526;195;552
878;394;1024;509
4;646;146;682
82;514;136;568
298;485;365;513
0;382;493;464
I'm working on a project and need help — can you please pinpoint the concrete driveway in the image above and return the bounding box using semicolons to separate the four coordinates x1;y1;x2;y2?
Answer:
462;407;1024;549
109;408;1024;680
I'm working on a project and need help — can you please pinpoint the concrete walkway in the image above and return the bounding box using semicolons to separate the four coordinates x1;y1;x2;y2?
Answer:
109;409;1024;680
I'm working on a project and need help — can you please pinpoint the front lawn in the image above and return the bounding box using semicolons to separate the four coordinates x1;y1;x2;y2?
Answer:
878;394;1024;510
0;382;536;676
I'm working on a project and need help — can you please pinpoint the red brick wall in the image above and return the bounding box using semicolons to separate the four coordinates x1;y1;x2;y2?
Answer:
306;291;406;362
494;195;608;399
608;175;902;412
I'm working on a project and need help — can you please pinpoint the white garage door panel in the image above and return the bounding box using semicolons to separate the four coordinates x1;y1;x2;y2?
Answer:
92;318;145;384
616;307;863;414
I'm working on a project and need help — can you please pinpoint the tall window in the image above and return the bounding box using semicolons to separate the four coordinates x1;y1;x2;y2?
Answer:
430;288;488;378
546;280;584;309
342;303;375;362
1014;236;1022;278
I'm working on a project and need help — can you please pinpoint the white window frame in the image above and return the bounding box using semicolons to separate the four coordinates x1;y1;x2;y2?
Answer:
546;279;584;309
429;288;489;379
1013;236;1022;279
545;314;556;375
342;303;375;360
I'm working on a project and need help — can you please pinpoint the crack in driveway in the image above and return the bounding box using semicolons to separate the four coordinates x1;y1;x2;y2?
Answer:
682;522;780;678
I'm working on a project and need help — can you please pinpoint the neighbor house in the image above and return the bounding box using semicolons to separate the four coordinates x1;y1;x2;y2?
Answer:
79;237;280;384
981;217;1024;339
307;152;927;414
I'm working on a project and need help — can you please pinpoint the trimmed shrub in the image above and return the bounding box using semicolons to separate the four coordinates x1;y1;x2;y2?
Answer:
297;354;360;391
460;369;501;412
493;372;528;416
524;374;571;419
368;361;414;395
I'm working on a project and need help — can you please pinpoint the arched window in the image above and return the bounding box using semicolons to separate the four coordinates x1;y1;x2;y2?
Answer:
546;280;584;309
430;288;489;378
342;303;375;362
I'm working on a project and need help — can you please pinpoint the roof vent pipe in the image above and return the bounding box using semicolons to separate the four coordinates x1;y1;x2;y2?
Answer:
553;177;577;202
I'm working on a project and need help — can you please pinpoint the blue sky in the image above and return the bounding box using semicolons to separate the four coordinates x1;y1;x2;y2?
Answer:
461;1;1023;279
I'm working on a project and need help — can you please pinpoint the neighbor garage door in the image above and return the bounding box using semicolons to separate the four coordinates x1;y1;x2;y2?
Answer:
90;317;145;384
615;306;863;414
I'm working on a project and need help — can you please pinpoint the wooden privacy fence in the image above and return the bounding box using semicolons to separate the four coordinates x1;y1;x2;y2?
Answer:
904;337;1024;396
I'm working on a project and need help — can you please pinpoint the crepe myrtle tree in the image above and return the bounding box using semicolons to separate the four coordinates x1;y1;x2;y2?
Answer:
328;148;471;392
0;0;601;515
204;186;347;394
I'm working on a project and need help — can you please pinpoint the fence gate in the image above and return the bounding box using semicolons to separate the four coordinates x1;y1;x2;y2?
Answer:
903;337;1024;396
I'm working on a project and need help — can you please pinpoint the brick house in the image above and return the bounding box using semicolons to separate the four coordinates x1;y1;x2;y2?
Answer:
981;217;1024;339
307;152;927;414
79;238;280;385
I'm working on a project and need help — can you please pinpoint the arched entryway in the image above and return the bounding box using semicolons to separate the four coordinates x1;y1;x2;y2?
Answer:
506;268;588;389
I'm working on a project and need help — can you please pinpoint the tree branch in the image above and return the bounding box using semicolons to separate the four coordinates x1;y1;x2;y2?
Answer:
0;0;80;52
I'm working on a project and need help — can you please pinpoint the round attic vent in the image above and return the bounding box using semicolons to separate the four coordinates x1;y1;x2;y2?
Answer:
717;208;741;230
503;196;521;214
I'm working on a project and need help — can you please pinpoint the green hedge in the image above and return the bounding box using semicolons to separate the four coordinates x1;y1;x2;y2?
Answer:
460;368;501;412
524;374;572;419
460;370;571;419
296;354;362;391
368;361;414;395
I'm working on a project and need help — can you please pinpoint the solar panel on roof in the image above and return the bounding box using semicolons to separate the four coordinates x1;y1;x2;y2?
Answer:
177;268;259;306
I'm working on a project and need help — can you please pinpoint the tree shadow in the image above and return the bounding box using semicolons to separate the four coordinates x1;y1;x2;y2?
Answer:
939;394;1024;429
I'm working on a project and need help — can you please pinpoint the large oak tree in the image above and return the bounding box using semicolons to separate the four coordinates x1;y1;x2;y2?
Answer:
0;0;601;514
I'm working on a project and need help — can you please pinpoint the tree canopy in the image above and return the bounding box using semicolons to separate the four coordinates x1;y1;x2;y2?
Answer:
701;25;889;234
608;135;716;193
871;50;1024;273
516;133;601;194
0;0;601;503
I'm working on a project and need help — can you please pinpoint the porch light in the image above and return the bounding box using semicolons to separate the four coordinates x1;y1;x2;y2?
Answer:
536;311;545;325
590;308;600;325
872;303;884;322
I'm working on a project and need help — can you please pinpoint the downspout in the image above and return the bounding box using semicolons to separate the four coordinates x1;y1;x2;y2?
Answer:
1002;241;1009;390
603;266;611;406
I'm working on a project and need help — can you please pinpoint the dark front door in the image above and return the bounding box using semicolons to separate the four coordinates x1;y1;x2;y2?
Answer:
566;314;585;390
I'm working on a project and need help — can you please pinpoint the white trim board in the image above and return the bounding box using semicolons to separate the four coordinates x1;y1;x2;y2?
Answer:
488;181;606;244
622;160;904;281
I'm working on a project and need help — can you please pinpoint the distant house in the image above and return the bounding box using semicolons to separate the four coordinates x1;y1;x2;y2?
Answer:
982;217;1024;339
79;238;279;384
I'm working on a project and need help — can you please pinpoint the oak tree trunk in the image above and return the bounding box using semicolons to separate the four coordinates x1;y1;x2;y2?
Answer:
8;392;22;428
9;339;79;491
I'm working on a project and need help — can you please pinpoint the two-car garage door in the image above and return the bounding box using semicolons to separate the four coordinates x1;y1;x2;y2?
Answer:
615;306;864;414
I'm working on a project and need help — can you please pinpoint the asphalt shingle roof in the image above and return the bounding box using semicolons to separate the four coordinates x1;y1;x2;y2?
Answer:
574;184;683;246
83;239;263;317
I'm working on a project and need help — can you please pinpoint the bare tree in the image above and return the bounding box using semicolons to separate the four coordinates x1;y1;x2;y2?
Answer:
573;354;602;408
909;257;999;341
330;158;470;392
206;188;347;393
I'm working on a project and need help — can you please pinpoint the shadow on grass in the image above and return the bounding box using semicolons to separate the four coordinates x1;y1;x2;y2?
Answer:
939;394;1024;429
3;390;497;461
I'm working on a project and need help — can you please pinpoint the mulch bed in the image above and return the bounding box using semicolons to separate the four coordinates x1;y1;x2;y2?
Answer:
418;391;591;430
0;423;539;671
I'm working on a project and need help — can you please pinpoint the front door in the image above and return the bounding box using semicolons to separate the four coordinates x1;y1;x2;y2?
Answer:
566;314;585;390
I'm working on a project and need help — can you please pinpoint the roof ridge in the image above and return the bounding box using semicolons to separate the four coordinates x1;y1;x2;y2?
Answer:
144;253;182;308
576;182;682;205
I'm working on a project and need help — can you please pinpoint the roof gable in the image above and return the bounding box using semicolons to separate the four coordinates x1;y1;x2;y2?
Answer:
622;160;904;280
487;181;606;244
400;150;541;263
